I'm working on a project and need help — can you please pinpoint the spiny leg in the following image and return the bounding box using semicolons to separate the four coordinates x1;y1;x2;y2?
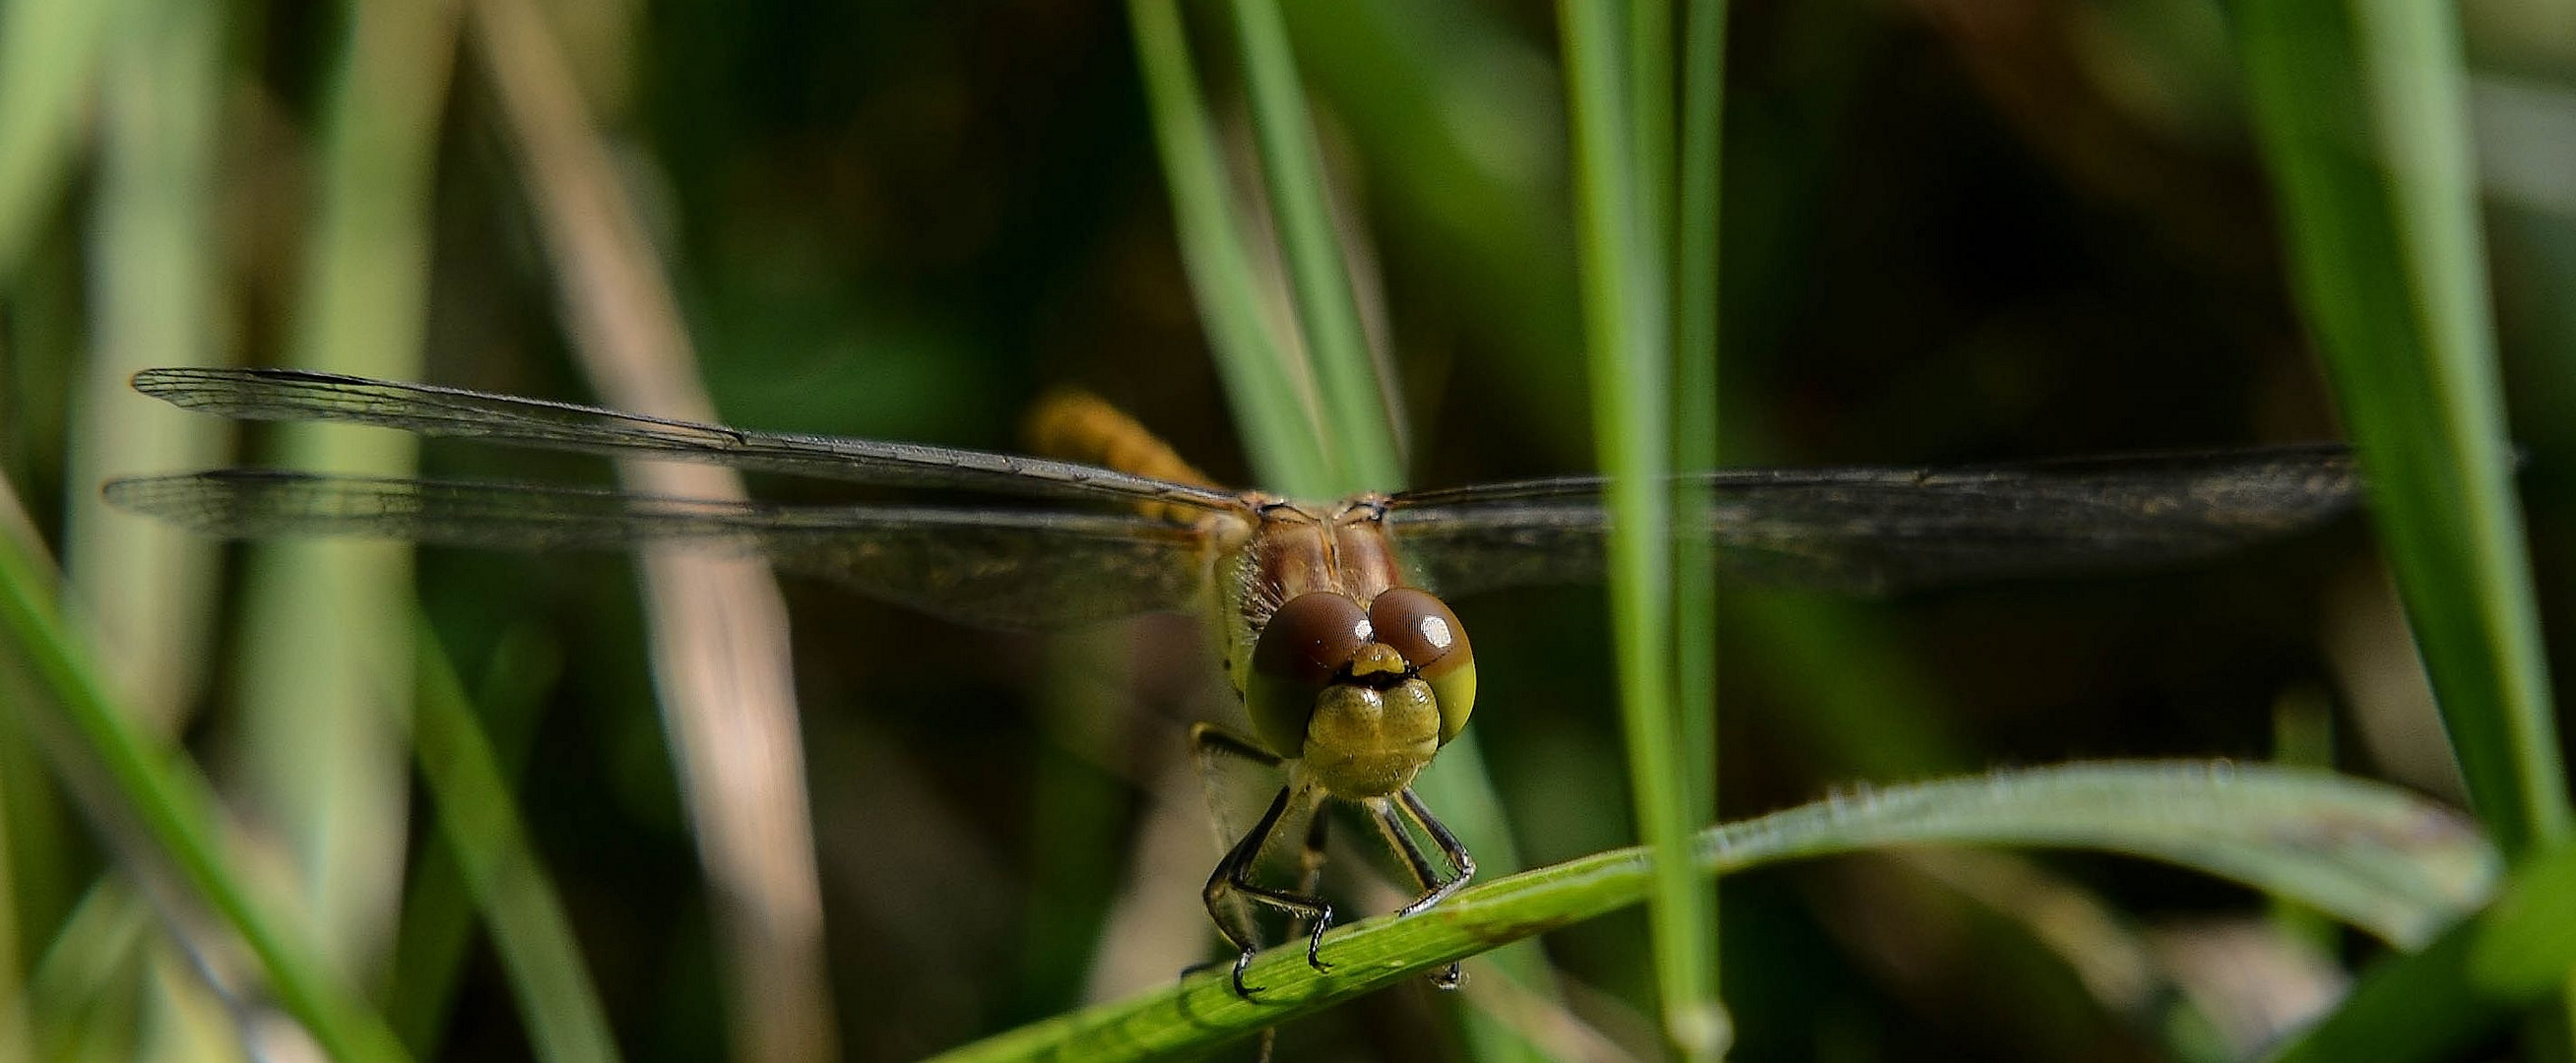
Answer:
1188;724;1296;993
1201;785;1335;999
1372;794;1470;989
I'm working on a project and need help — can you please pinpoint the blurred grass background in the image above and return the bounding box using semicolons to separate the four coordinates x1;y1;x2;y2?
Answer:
1;0;2573;1060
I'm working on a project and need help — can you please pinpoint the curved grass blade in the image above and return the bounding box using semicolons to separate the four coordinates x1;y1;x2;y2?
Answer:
927;761;2493;1063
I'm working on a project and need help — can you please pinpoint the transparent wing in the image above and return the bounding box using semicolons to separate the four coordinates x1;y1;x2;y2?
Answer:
131;367;1247;514
105;470;1218;630
1385;445;2361;597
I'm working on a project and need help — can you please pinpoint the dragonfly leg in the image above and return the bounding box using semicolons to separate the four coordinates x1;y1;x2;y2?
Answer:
1373;791;1472;989
1191;721;1282;770
1288;799;1334;976
1392;787;1476;914
1202;785;1335;1000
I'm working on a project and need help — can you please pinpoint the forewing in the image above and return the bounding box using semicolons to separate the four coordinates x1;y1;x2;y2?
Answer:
131;367;1245;514
105;470;1217;629
1385;446;2361;597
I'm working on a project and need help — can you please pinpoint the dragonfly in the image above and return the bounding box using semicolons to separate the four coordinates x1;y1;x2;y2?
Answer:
103;366;2363;996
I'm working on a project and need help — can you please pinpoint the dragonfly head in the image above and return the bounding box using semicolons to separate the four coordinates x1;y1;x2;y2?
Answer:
1246;589;1477;795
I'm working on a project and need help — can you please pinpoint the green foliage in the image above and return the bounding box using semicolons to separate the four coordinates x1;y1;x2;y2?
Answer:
2235;0;2566;858
0;511;413;1063
2262;838;2576;1062
1558;0;1725;1053
931;763;2495;1062
0;0;2567;1059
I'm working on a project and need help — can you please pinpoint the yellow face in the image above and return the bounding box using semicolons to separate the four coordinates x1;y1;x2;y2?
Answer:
1243;588;1477;794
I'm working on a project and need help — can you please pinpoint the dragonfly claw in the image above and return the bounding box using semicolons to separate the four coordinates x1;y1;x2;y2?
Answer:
1303;907;1336;975
1229;949;1264;1001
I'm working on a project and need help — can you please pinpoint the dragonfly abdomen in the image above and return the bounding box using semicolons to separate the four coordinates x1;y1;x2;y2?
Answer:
1023;389;1216;494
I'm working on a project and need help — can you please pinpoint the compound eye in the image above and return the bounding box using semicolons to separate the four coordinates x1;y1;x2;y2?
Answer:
1254;593;1371;689
1368;588;1469;679
1368;588;1477;745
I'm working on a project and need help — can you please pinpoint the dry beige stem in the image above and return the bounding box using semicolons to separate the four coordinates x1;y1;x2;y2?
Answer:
470;1;838;1058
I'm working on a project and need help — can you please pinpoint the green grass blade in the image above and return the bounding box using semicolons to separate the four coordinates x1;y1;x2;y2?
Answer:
409;620;621;1063
2265;840;2576;1063
1557;1;1716;1055
926;761;2493;1063
2268;688;2342;954
388;632;558;1051
1670;0;1725;828
23;879;150;1060
1256;4;1576;1049
1124;0;1335;499
1274;0;1591;461
2234;0;2567;858
0;508;414;1063
0;0;115;280
229;0;461;967
0;640;50;1063
1629;0;1673;287
60;0;249;1047
1670;0;1727;1044
1225;0;1402;492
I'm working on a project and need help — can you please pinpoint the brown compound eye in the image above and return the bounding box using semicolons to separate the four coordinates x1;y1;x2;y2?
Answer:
1254;593;1371;689
1368;588;1468;677
1369;588;1478;745
1246;593;1372;758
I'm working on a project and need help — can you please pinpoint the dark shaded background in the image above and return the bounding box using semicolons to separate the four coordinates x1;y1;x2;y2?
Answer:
8;0;2574;1059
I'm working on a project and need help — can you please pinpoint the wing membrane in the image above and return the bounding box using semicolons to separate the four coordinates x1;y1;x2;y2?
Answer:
132;367;1246;514
1385;446;2361;597
105;470;1217;629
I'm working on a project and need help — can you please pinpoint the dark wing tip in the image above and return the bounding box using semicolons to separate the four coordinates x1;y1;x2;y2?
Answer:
132;366;260;408
130;366;216;400
131;366;379;406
